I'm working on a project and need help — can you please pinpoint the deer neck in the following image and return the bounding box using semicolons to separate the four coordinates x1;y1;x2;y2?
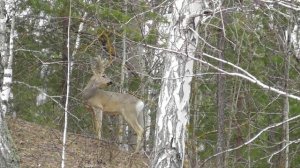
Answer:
83;79;100;100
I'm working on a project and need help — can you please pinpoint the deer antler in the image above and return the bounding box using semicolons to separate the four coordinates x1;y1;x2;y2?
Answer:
91;56;108;75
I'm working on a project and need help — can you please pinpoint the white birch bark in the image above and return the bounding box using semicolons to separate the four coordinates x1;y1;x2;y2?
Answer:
0;0;6;67
61;4;87;168
119;14;128;150
151;1;205;167
291;24;300;60
71;12;87;70
0;114;19;167
1;0;15;116
61;2;72;168
0;0;19;167
36;64;48;106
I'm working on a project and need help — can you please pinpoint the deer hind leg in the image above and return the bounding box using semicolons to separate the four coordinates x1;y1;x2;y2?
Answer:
135;128;144;153
121;111;144;153
92;107;103;140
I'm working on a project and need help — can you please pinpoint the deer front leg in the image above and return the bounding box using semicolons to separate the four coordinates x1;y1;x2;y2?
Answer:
92;107;103;140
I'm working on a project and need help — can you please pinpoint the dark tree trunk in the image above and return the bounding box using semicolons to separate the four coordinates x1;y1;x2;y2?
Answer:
216;18;226;168
61;16;69;105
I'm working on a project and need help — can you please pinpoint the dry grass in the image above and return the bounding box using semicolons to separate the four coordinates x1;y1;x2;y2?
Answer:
8;118;149;168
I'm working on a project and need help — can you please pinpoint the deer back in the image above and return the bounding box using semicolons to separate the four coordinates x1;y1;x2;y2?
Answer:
86;90;142;114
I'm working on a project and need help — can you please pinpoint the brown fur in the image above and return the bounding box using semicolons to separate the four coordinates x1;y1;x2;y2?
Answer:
83;57;144;153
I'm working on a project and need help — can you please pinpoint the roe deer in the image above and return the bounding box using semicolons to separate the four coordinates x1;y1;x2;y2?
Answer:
83;56;144;153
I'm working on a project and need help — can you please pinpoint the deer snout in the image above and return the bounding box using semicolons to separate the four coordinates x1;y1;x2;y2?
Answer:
107;81;113;86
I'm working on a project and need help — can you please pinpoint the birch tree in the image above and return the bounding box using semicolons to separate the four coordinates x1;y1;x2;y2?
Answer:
1;0;15;116
0;0;6;71
61;1;72;167
151;0;208;167
0;114;19;167
0;0;19;167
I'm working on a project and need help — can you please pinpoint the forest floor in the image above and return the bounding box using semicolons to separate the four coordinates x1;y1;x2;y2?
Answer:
7;118;149;168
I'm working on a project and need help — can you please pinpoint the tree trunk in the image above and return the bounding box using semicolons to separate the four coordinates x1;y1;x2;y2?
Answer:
61;3;72;167
0;0;6;68
235;88;245;165
0;1;19;166
188;74;201;168
216;18;226;168
1;1;15;116
281;22;291;168
151;52;194;168
151;1;203;167
0;115;19;167
146;49;160;152
61;16;69;105
281;61;289;168
119;14;128;150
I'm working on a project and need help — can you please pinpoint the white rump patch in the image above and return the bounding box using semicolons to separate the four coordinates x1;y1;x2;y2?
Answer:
135;100;144;112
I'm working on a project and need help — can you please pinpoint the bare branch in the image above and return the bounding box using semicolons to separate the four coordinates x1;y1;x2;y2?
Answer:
144;44;300;100
268;138;300;165
201;113;300;166
259;0;300;11
14;81;79;121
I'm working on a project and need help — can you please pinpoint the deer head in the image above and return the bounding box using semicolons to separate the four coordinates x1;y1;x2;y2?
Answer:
83;56;144;153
